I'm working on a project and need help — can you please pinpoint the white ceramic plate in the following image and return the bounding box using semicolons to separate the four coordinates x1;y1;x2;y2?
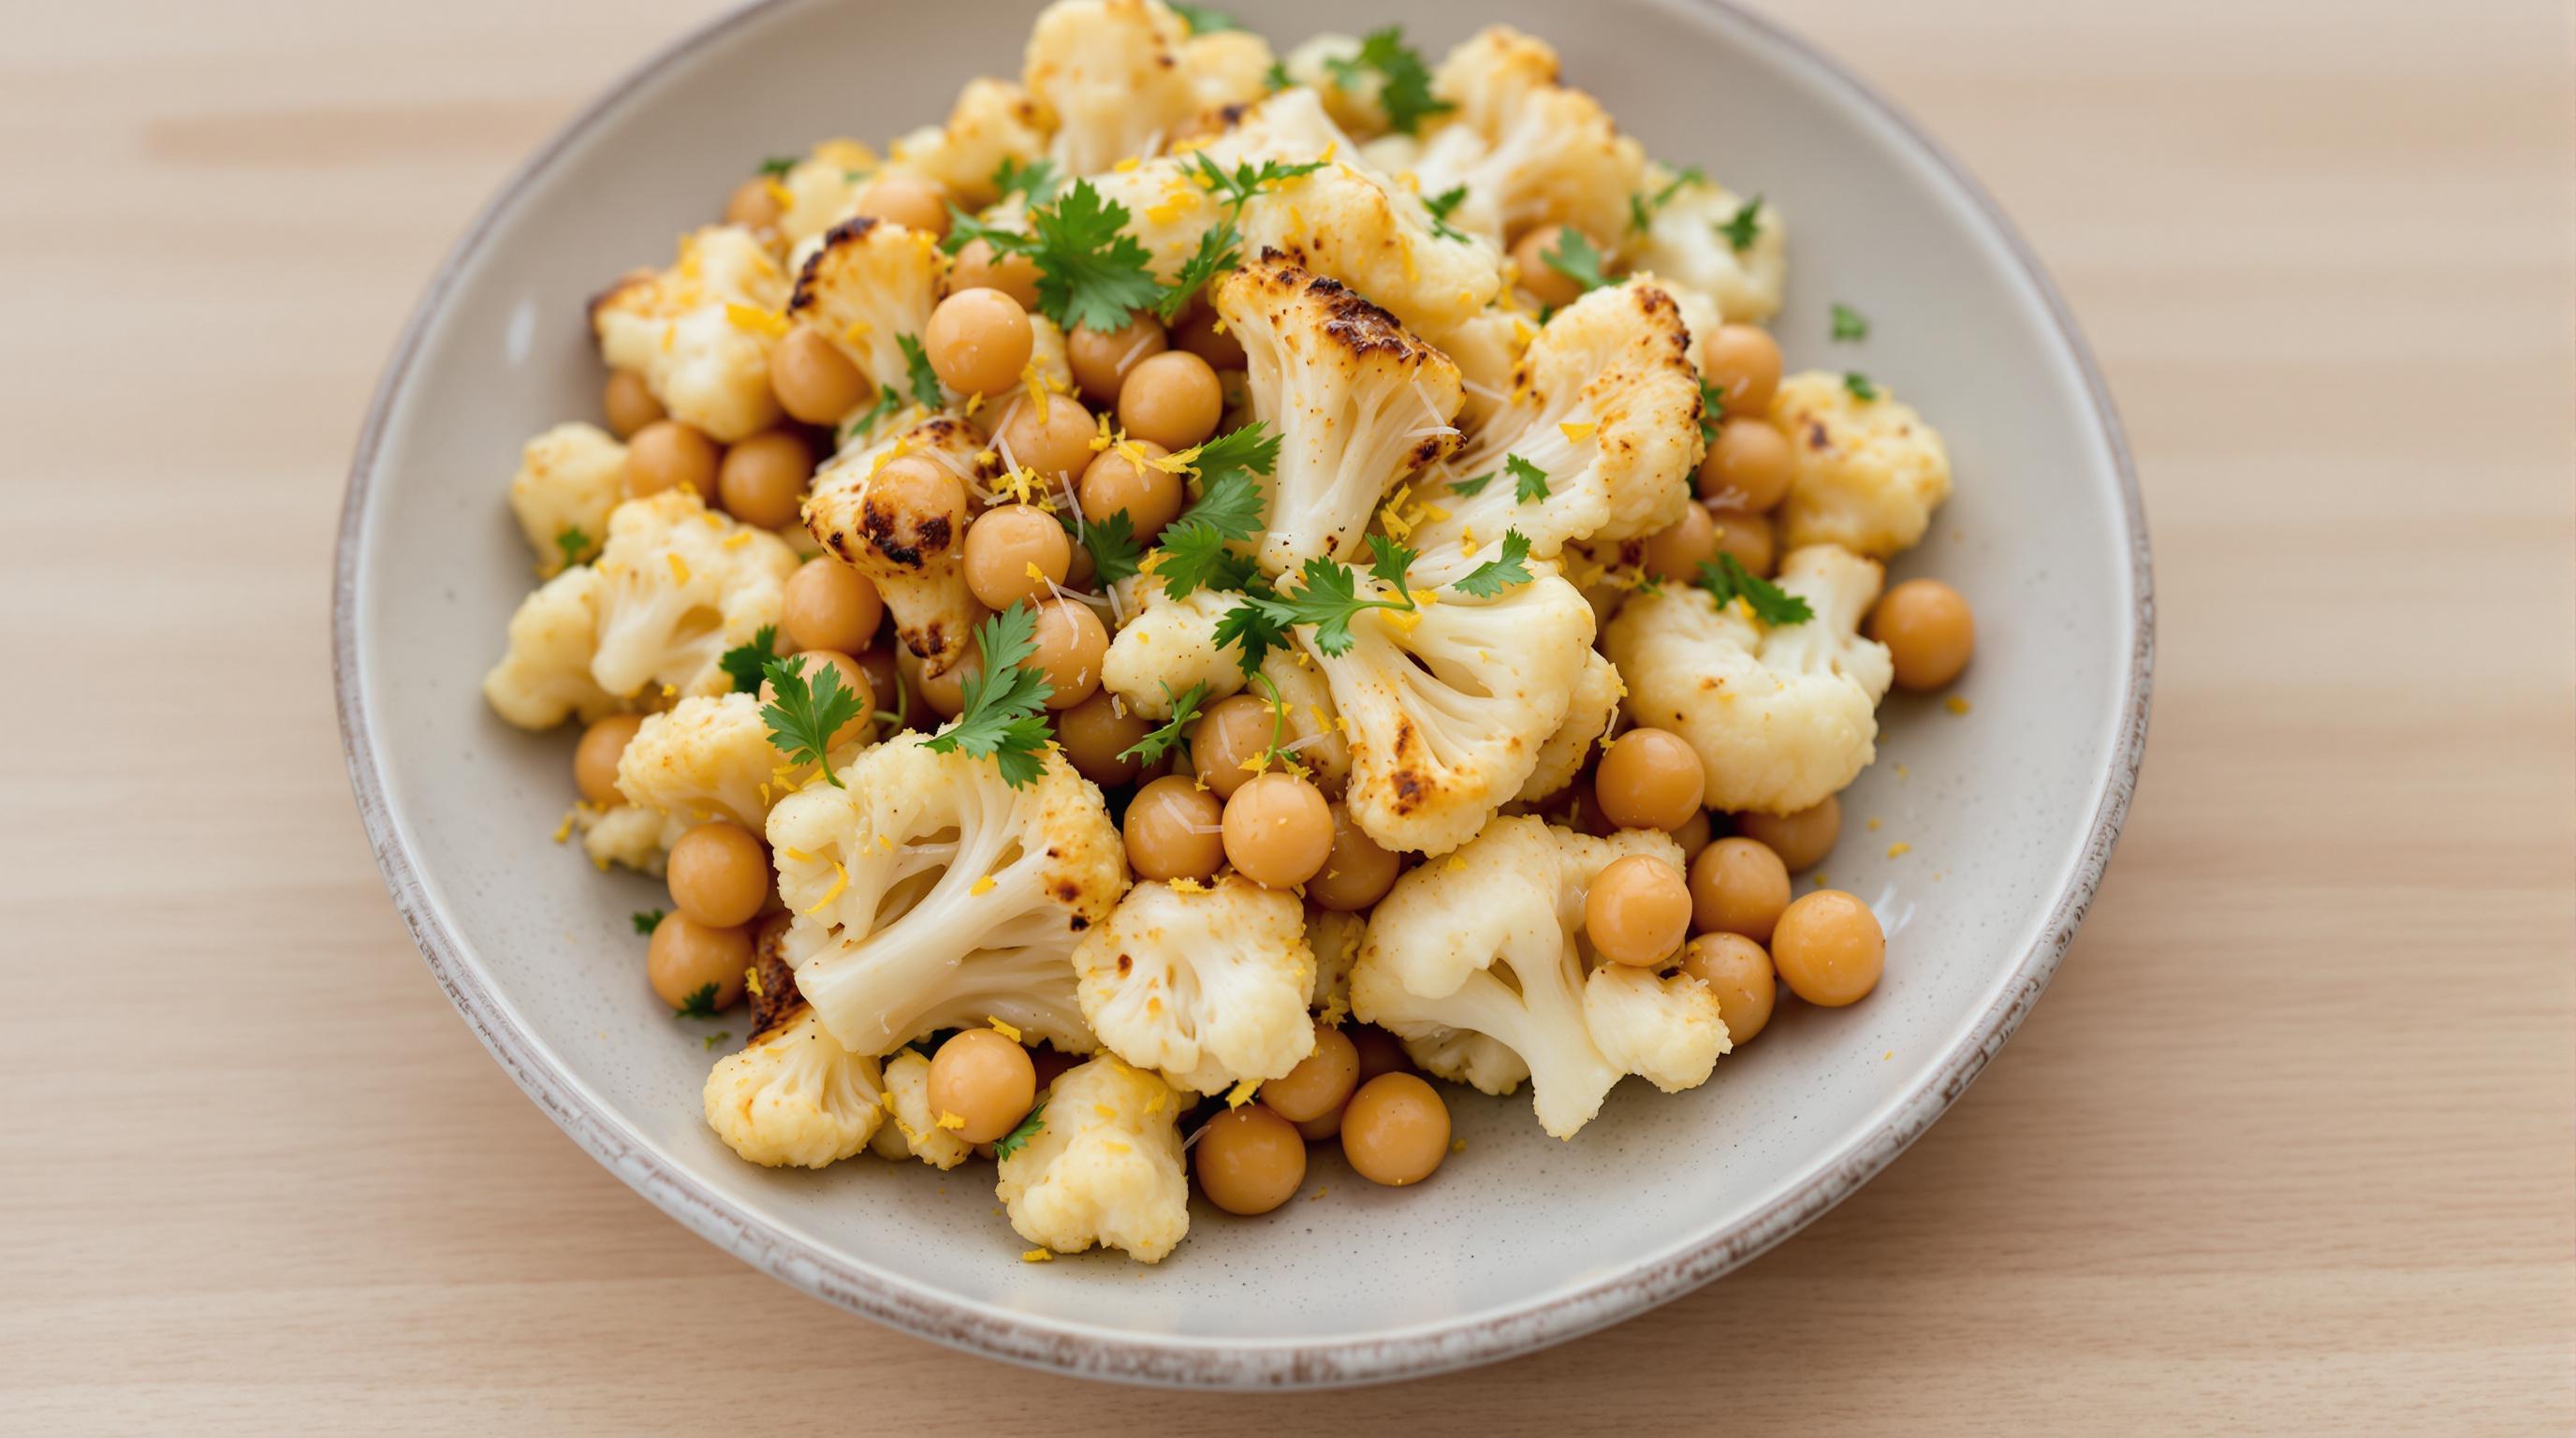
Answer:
336;0;2149;1388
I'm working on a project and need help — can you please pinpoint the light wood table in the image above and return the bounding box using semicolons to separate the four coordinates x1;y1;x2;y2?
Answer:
4;0;2569;1431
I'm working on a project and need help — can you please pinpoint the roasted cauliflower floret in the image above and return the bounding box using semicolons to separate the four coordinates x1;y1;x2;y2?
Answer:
994;1054;1189;1262
1631;170;1786;325
1517;647;1623;803
768;732;1125;1056
1214;252;1463;575
1086;155;1227;284
1184;28;1278;111
784;216;944;407
805;415;989;674
592;226;789;442
483;565;621;730
1074;875;1319;1093
1771;372;1954;558
573;800;684;875
1257;648;1350;793
1305;904;1366;1024
1100;583;1251;717
1022;0;1198;176
1408;28;1643;247
875;1049;975;1169
1604;543;1895;815
589;490;800;700
702;1005;888;1169
508;422;626;576
1297;561;1595;855
1280;34;1385;137
617;688;865;830
771;139;879;248
1351;815;1721;1137
886;78;1048;209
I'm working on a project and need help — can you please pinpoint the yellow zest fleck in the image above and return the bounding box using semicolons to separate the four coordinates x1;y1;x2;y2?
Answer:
1445;856;1467;873
1098;1138;1132;1155
744;964;766;1000
867;435;915;480
1886;842;1913;858
699;510;724;529
1866;816;1882;831
1224;1079;1258;1108
1459;527;1477;556
936;1110;968;1131
591;853;611;872
800;859;849;915
1945;696;1973;715
1093;1104;1116;1121
1813;873;1830;888
1211;317;1227;335
763;178;794;211
659;683;678;698
725;302;789;338
780;845;815;863
1895;764;1911;779
1450;1137;1467;1153
1145;995;1163;1016
1318;141;1338;165
1168;874;1208;893
879;1092;899;1114
840;318;872;346
551;812;576;844
963;390;986;418
1022;363;1051;420
722;530;753;550
1145;1087;1166;1114
1025;561;1046;583
1413;587;1440;608
1559;421;1598;443
658;322;676;354
1021;1248;1055;1263
1113;154;1143;173
1883;1050;1895;1061
1378;501;1414;541
986;1017;1023;1042
1421;503;1450;522
970;874;997;896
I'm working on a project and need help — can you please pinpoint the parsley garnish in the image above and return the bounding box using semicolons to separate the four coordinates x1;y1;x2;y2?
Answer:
1153;155;1328;320
1627;167;1705;232
993;155;1061;207
1540;227;1611;295
1186;421;1282;495
758;653;869;786
674;982;723;1020
940;203;1029;257
1026;180;1164;334
1167;3;1238;34
1843;371;1880;402
1147;424;1276;597
1719;195;1764;253
632;909;666;935
897;331;944;407
1190;154;1327;211
1325;27;1453;135
993;1098;1047;1160
1264;58;1293;92
1698;377;1728;446
718;624;780;694
1831;302;1869;342
554;526;593;568
1119;682;1208;765
702;1031;732;1050
1212;596;1294;676
1454;529;1535;598
1247;545;1421;656
921;604;1055;787
1064;506;1142;588
1422;184;1471;242
1694;552;1812;627
1157;225;1241;323
840;385;904;446
1448;469;1497;497
757;155;797;179
1508;453;1551;505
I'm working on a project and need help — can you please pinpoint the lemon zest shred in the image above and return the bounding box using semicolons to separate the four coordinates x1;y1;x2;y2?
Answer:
1021;1248;1055;1263
970;873;997;896
1223;1079;1258;1108
1559;420;1598;443
724;301;789;338
988;1017;1023;1042
1886;842;1913;858
800;859;849;915
1945;696;1973;715
936;1110;968;1131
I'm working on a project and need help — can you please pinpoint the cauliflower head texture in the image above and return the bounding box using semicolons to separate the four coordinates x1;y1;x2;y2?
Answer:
703;1005;889;1169
1631;169;1786;325
770;139;878;249
804;414;990;674
1100;583;1252;718
1771;371;1954;558
1407;27;1644;248
1074;875;1318;1093
589;490;800;700
886;78;1049;209
1022;0;1197;177
508;422;626;577
1516;646;1624;803
592;226;789;442
617;689;866;831
785;216;944;409
876;1049;975;1169
994;1053;1189;1262
483;565;622;730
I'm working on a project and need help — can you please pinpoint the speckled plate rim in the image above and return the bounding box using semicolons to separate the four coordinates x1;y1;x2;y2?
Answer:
333;0;2152;1390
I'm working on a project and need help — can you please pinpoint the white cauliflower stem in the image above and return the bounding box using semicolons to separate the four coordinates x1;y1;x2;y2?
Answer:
1075;875;1318;1093
995;1053;1189;1262
588;490;800;700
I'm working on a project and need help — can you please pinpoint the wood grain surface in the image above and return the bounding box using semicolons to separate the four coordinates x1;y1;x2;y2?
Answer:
3;0;2569;1431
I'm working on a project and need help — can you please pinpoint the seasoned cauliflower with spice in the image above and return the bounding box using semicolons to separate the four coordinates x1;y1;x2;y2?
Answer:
1074;875;1318;1093
592;226;789;442
616;688;866;831
1100;584;1252;717
1022;0;1198;177
588;490;800;700
804;414;990;675
886;79;1049;210
1407;27;1644;249
876;1049;975;1169
508;422;627;577
994;1053;1189;1262
784;216;944;407
703;1005;890;1169
1630;170;1786;326
1771;371;1954;558
483;565;622;730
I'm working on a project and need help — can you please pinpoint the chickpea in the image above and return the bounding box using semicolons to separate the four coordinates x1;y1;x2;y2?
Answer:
1699;417;1793;512
1169;301;1246;371
1584;854;1693;967
948;238;1043;312
1054;689;1152;786
1222;771;1334;889
1735;795;1838;873
782;558;885;653
1061;536;1097;592
1190;694;1274;800
1869;579;1976;691
1510;225;1588;310
1123;774;1225;883
927;1028;1037;1143
646;914;750;1011
1348;1025;1412;1084
602;370;665;438
1292;1106;1344;1142
961;504;1072;611
1339;1073;1450;1186
1593;727;1706;832
625;419;720;501
1117;350;1223;450
770;327;869;425
851;173;950;238
666;821;769;929
1066;312;1168;408
1690;836;1793;943
1702;323;1782;418
1078;441;1184;541
1706;504;1776;579
1260;1023;1358;1123
992;393;1097;483
1195;1105;1308;1215
573;713;646;806
716;429;814;529
905;642;977;721
1640;501;1719;582
1770;889;1884;1006
1027;598;1108;709
1673;808;1715;864
760;651;872;749
1680;932;1778;1044
924;288;1035;398
723;176;783;229
1305;803;1400;911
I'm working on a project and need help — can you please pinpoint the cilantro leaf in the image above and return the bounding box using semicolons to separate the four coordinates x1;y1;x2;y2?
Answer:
1365;534;1416;590
1628;167;1705;232
757;155;797;179
1027;180;1164;334
921;604;1055;787
1273;554;1414;656
1454;529;1534;598
554;526;593;568
757;653;869;785
1155;221;1240;321
1167;3;1238;34
1264;58;1292;92
993;155;1061;207
1328;26;1453;135
1119;682;1208;764
1831;302;1869;342
897;331;944;408
1508;453;1551;505
1843;371;1880;402
1719;195;1764;254
674;982;722;1020
1698;377;1728;446
1422;184;1471;242
718;624;781;694
1063;506;1142;588
992;1098;1048;1160
1448;469;1497;497
1540;227;1611;295
631;909;666;935
1212;595;1294;674
1149;425;1275;598
1186;421;1281;496
1694;552;1813;627
940;203;1032;257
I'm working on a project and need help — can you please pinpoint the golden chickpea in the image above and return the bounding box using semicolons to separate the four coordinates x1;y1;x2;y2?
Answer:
1593;727;1706;831
948;238;1043;311
1195;1105;1308;1215
574;713;646;806
961;504;1072;611
1735;795;1839;873
625;419;720;501
759;651;872;749
924;288;1035;398
1340;1073;1450;1186
602;370;665;438
666;821;769;929
1706;505;1776;579
1673;808;1714;864
1702;323;1782;418
852;173;950;238
1690;836;1793;943
1869;579;1976;691
992;393;1097;482
1510;224;1588;310
1260;1023;1358;1123
1066;312;1168;408
1078;441;1184;541
716;429;814;529
770;327;869;425
1306;802;1401;911
1584;854;1693;967
906;642;977;721
1222;771;1334;889
866;454;969;565
1348;1025;1412;1085
1054;689;1151;786
1680;932;1778;1044
646;914;750;1011
1640;501;1719;582
1117;350;1223;450
1169;301;1247;371
782;558;885;653
1027;598;1108;709
1770;889;1884;1006
1699;417;1793;512
1200;693;1287;799
723;176;783;229
927;1028;1037;1144
1123;774;1225;882
854;647;907;728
